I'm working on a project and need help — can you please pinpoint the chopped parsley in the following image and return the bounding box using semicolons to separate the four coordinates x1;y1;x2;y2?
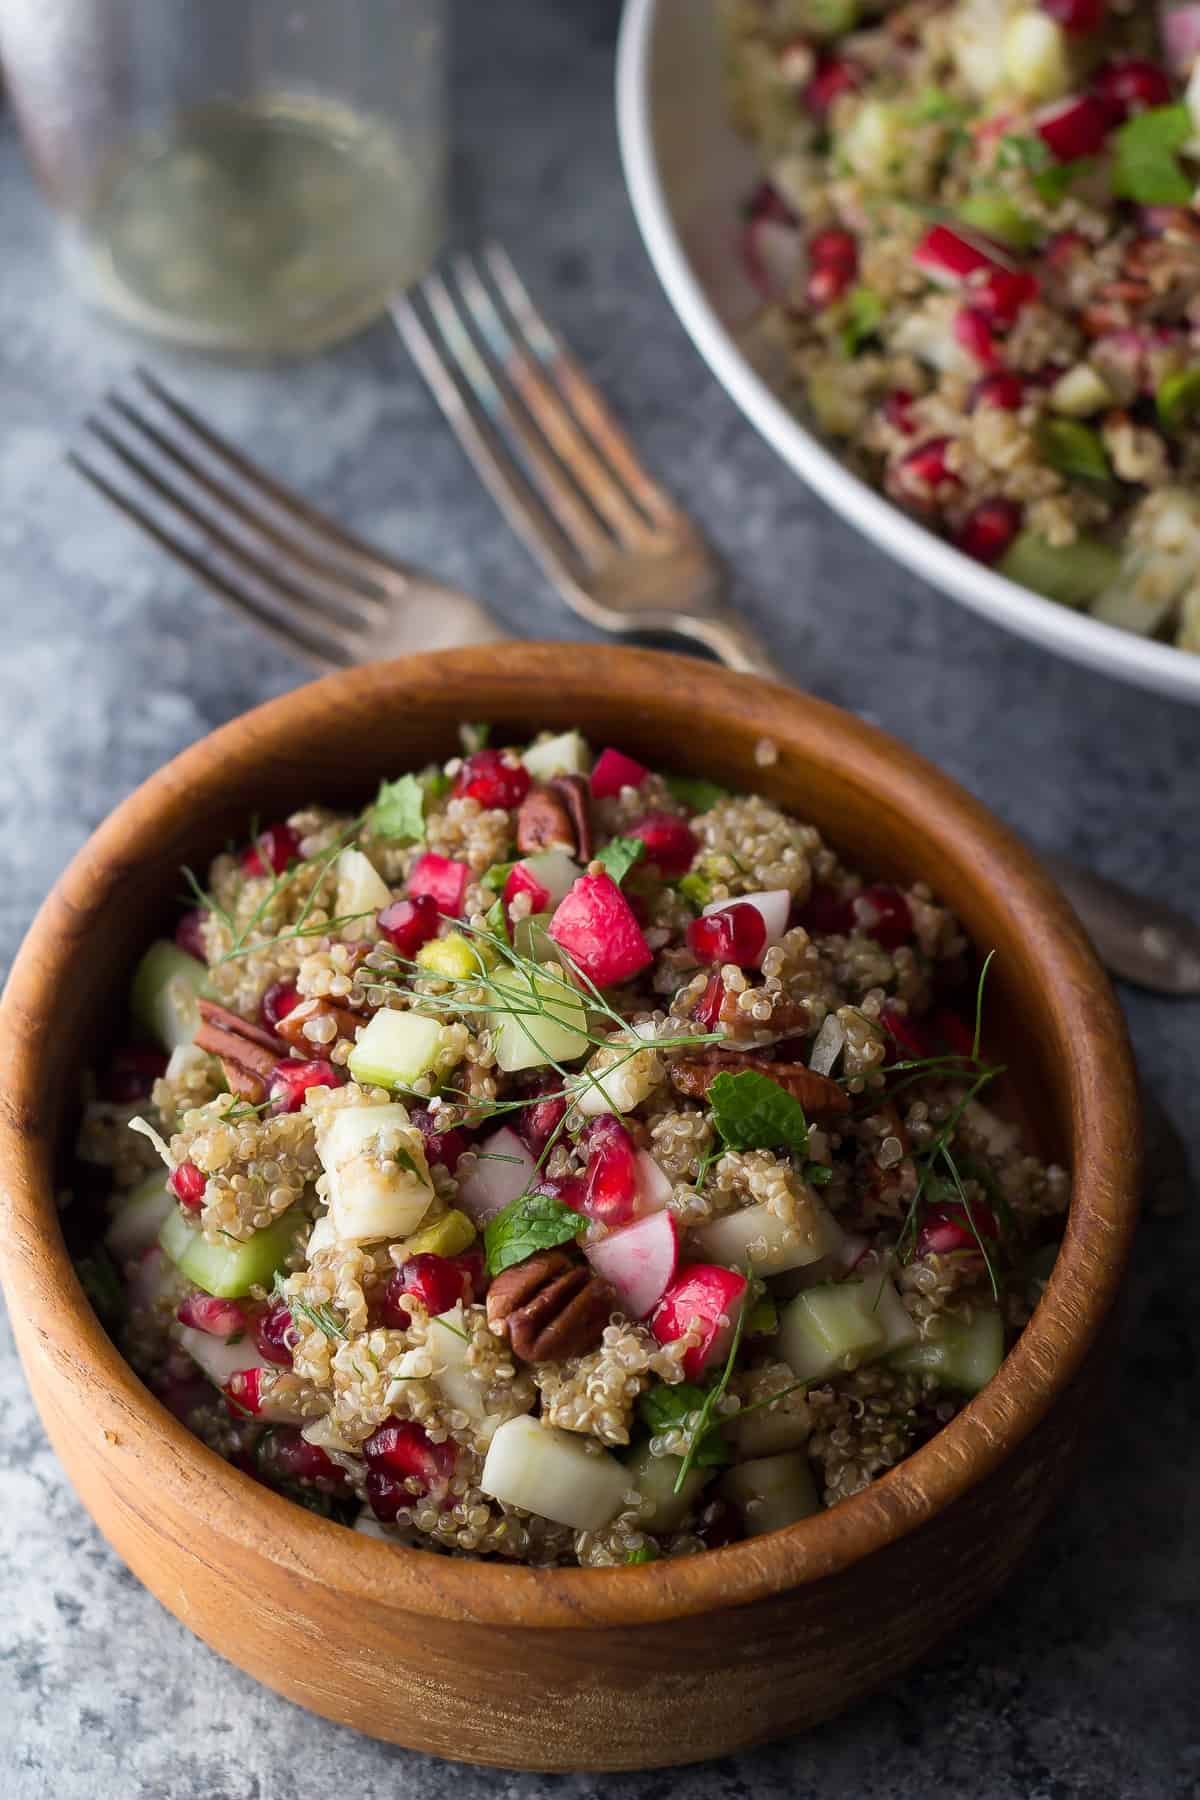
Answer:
839;286;884;358
369;773;426;844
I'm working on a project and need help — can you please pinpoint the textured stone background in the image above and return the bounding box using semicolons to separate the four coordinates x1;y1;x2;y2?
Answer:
2;4;1198;1795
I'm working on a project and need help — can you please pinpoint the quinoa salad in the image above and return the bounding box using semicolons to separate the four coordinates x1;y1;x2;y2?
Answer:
73;727;1067;1566
723;0;1200;649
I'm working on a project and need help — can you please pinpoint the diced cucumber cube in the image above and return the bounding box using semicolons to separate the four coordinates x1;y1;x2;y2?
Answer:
348;1009;445;1090
105;1172;174;1262
130;940;211;1052
480;1414;630;1531
335;848;392;931
490;965;589;1073
399;1208;476;1259
522;730;592;780
999;531;1121;609
731;1387;812;1460
1003;11;1073;102
890;1307;1005;1393
778;1282;886;1383
624;1441;710;1535
316;1102;434;1244
719;1451;820;1536
511;912;558;962
159;1205;300;1298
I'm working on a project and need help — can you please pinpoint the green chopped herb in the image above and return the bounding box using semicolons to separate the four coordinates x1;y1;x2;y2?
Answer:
626;1543;659;1564
595;836;646;887
484;894;511;946
481;859;519;893
839;285;884;357
1156;366;1200;434
956;189;1040;251
708;1068;809;1159
369;773;426;844
677;872;714;908
459;722;492;753
484;1191;586;1276
638;1382;731;1469
906;89;972;127
1036;418;1113;485
664;774;730;812
1111;104;1194;207
419;766;453;801
745;1296;779;1336
804;1161;834;1187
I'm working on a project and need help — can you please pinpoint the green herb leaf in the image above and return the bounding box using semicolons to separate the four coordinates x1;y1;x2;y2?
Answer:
906;89;972;127
370;773;426;844
484;894;510;946
626;1543;659;1564
484;1191;586;1276
1111;103;1194;206
956;189;1040;251
746;1295;779;1336
805;1161;834;1186
459;722;492;753
678;871;714;908
839;285;884;358
481;859;519;893
1036;418;1113;485
595;836;647;887
419;765;453;801
664;774;730;812
709;1069;810;1158
638;1382;731;1468
1157;366;1200;434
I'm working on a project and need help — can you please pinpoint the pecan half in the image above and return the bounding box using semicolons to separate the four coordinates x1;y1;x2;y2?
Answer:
668;1049;850;1116
486;1248;615;1363
275;994;363;1052
548;774;593;863
515;785;575;857
194;1000;285;1104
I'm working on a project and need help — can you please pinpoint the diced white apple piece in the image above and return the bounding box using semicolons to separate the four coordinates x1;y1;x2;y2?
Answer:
778;1282;886;1383
731;1388;812;1460
305;1211;337;1257
572;1027;664;1117
428;1307;510;1442
1003;11;1072;101
522;729;592;780
176;1323;266;1389
354;1508;394;1540
126;1246;184;1314
105;1173;174;1262
719;1451;820;1536
513;849;582;909
316;1103;434;1244
1050;364;1112;418
702;889;790;964
489;965;589;1073
585;1211;678;1320
837;98;908;188
692;1200;840;1275
335;847;392;933
348;1009;444;1091
456;1127;536;1224
624;1441;708;1534
479;1415;630;1531
635;1150;673;1214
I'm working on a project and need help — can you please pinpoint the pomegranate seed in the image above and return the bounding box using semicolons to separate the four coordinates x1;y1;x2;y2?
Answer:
745;181;795;226
158;1375;212;1424
515;1079;567;1157
241;822;300;877
1040;0;1103;30
806;227;858;308
531;1173;589;1213
377;893;440;958
453;749;530;810
807;260;855;308
971;268;1039;326
805;54;862;115
686;902;767;967
169;1160;207;1211
890;438;961;514
581;1114;642;1227
932;1008;977;1058
409;1104;469;1173
695;1497;742;1549
174;908;208;961
692;970;727;1031
955;497;1023;565
365;1470;409;1521
628;812;699;878
254;1302;297;1366
453;1244;487;1303
1035;93;1112;161
954;307;1000;369
100;1045;168;1103
970;372;1027;412
177;1293;247;1337
258;1426;348;1489
362;1418;456;1495
880;1001;933;1062
382;1253;471;1328
918;1199;1000;1257
853;884;913;950
269;1058;342;1114
224;1367;265;1417
1094;58;1172;122
884;390;918;435
260;979;300;1030
795;884;855;935
1044;229;1088;270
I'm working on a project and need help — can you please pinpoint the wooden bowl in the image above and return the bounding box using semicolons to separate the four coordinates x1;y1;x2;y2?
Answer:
0;646;1139;1772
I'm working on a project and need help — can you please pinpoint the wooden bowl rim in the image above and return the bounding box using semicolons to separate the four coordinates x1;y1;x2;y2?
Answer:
0;645;1140;1631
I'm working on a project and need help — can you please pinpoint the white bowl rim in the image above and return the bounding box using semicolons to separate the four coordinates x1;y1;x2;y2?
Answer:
615;0;1200;706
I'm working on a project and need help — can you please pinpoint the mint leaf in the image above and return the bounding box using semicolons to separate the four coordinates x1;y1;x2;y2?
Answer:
637;1382;731;1468
1111;104;1194;206
596;836;646;887
839;286;884;357
484;1190;585;1276
665;774;729;812
708;1068;810;1158
370;773;425;844
481;859;519;893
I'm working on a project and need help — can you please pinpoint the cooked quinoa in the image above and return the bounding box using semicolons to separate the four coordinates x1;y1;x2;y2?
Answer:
723;0;1200;649
72;726;1067;1565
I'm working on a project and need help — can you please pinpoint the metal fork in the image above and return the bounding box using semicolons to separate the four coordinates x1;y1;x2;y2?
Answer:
68;368;505;671
392;245;771;677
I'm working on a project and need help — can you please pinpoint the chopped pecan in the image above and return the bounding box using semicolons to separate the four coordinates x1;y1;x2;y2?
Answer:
515;785;576;857
548;774;593;863
486;1248;615;1363
668;1049;850;1116
194;1000;285;1104
275;994;363;1052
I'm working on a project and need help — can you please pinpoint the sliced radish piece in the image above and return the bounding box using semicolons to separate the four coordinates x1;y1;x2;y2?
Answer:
650;1264;749;1380
177;1322;266;1388
457;1127;536;1224
408;852;471;918
635;1149;674;1213
1034;92;1111;159
1162;3;1200;77
503;848;580;917
913;224;1004;288
548;873;654;988
585;1211;679;1319
590;747;650;799
223;1364;294;1423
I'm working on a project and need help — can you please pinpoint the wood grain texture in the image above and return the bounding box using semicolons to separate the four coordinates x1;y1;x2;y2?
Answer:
0;646;1141;1770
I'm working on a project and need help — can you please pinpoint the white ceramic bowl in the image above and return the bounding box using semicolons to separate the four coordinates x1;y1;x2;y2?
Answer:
616;0;1200;705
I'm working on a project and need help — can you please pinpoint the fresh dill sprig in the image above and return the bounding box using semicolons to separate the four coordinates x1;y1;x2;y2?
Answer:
213;816;365;968
272;1271;347;1342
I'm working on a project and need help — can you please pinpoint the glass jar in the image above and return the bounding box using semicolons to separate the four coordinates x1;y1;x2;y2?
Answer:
0;0;447;354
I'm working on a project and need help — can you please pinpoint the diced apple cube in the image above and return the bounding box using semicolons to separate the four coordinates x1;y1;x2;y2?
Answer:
316;1102;434;1244
336;848;392;933
348;1009;445;1090
692;1200;840;1275
489;965;589;1072
1003;11;1073;101
522;730;592;780
480;1415;630;1530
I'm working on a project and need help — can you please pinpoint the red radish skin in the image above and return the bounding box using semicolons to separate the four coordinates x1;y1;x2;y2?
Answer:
880;1001;933;1062
377;894;440;958
260;980;301;1030
503;862;552;916
548;873;654;987
585;1212;679;1320
453;750;531;810
241;823;300;877
590;747;650;799
651;1265;749;1380
269;1058;343;1114
169;1160;207;1211
174;908;208;962
581;1114;642;1227
1035;94;1111;160
177;1294;247;1338
628;812;699;877
914;225;1001;288
918;1200;1000;1256
971;372;1027;412
224;1367;267;1417
971;269;1039;326
954;307;1000;369
1040;0;1103;31
408;852;471;918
